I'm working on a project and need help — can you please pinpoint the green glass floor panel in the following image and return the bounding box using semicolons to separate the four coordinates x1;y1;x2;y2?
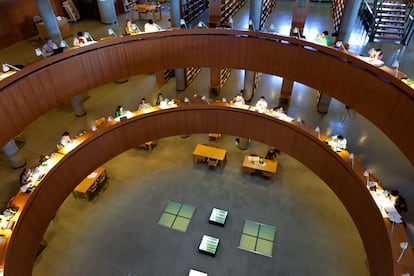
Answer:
165;201;182;215
158;212;176;228
178;204;195;219
172;216;190;232
239;234;257;251
256;239;274;257
243;220;260;236
258;225;276;241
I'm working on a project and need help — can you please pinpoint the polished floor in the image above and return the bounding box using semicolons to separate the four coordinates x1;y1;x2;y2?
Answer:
1;1;413;275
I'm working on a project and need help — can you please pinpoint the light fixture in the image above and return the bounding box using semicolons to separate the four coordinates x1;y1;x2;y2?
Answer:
363;170;369;186
368;47;375;56
314;126;320;140
228;17;233;28
84;32;94;41
197;21;208;28
60;40;69;48
349;153;354;169
392;59;400;78
201;96;206;101
268;23;275;33
335;41;348;53
180;19;187;29
397;242;408;263
222;97;227;103
293;27;301;38
131;23;141;32
184;97;190;103
296;117;302;127
35;48;45;58
248;19;255;31
2;63;21;72
91;125;97;131
107;28;117;37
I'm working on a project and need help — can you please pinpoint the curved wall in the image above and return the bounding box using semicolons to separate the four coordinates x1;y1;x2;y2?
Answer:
0;29;413;165
6;106;393;275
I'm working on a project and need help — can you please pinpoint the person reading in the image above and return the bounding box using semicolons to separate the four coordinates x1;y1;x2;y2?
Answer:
255;96;268;112
73;31;88;47
144;19;162;33
59;131;72;148
138;98;152;110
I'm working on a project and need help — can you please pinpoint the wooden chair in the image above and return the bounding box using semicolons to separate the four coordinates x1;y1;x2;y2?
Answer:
208;158;219;169
138;141;154;152
95;117;106;128
208;133;221;142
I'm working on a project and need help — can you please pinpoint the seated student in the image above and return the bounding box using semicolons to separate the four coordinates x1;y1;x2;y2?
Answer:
255;96;268;112
390;190;408;213
138;98;152;110
369;48;384;60
125;19;139;35
330;134;347;151
144;19;162;33
155;93;168;105
230;93;245;105
73;31;88;47
59;131;72;148
42;38;58;56
19;167;33;186
115;105;125;117
314;30;330;46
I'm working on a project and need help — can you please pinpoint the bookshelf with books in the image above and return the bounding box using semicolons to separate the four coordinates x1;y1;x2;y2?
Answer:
181;0;208;24
209;0;246;28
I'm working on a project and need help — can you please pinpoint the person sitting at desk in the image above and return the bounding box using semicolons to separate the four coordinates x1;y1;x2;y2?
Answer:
330;134;347;151
255;96;268;112
59;131;72;148
42;38;58;57
125;19;139;35
144;19;162;33
230;93;245;105
155;93;168;105
138;98;152;110
19;167;33;186
73;31;88;47
369;48;384;60
314;30;330;46
115;105;125;117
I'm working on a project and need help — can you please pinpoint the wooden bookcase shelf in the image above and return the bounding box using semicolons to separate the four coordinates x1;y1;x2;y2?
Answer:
209;0;246;28
155;69;175;84
220;68;231;88
181;0;208;24
185;67;201;87
332;0;346;35
260;0;277;30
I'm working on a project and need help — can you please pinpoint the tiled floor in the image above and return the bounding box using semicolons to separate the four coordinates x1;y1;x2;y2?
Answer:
1;1;413;275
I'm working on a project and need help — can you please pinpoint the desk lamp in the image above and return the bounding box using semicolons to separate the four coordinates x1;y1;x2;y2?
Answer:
197;21;208;28
184;97;190;103
60;40;69;48
107;28;118;37
180;19;187;29
296;117;302;127
314;126;320;140
84;32;95;41
132;24;141;33
397;242;409;263
293;27;301;39
248;19;255;32
335;41;348;54
268;24;275;33
392;59;400;78
363;170;369;187
222;97;227;103
2;63;21;72
228;17;234;28
35;48;45;58
349;153;354;169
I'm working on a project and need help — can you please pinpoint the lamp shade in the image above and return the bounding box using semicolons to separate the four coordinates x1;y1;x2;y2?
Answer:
363;170;369;177
2;64;9;72
315;126;320;132
349;153;354;160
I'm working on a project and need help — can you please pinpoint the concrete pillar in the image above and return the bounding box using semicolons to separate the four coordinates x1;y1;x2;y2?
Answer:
36;0;62;42
175;68;186;91
336;0;363;43
2;140;26;169
97;0;117;24
280;78;294;105
316;92;332;114
243;70;255;102
170;0;181;28
249;0;262;31
71;95;86;116
238;137;250;150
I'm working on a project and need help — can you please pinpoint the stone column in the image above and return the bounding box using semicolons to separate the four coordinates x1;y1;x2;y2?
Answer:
170;0;186;91
71;95;86;116
336;0;363;43
36;0;62;42
2;140;26;169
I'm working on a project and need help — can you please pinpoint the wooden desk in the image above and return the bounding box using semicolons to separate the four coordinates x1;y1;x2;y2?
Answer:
242;155;278;177
130;4;161;21
35;18;71;41
72;167;107;201
192;144;227;168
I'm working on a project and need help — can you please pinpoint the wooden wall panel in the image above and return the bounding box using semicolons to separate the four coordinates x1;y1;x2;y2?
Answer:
1;30;412;165
0;0;65;49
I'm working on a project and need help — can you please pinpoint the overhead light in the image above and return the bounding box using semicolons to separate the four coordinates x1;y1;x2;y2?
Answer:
107;28;117;37
35;48;45;58
2;63;21;72
180;19;187;29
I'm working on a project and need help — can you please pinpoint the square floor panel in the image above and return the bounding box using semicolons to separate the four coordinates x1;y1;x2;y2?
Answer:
238;219;276;257
178;204;196;219
238;234;257;251
165;201;182;215
158;212;176;228
258;224;276;241
243;219;260;236
256;239;274;257
172;216;191;232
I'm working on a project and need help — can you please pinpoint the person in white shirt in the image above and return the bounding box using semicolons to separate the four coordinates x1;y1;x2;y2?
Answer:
42;38;58;56
144;19;162;33
59;131;72;148
330;135;347;151
73;31;88;47
255;96;268;112
230;93;245;105
138;98;152;110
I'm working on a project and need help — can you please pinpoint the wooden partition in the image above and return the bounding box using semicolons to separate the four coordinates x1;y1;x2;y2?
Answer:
4;105;398;275
0;29;413;166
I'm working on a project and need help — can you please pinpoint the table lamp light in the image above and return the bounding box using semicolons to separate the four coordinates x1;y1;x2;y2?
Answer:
363;170;369;186
397;242;408;263
314;126;320;139
108;28;117;37
60;40;69;48
268;24;275;33
2;63;21;72
84;32;94;41
35;48;45;58
180;19;187;29
349;153;354;169
248;19;255;31
184;97;190;103
228;17;234;28
296;117;302;127
131;24;141;32
222;97;227;103
197;21;208;28
392;59;400;78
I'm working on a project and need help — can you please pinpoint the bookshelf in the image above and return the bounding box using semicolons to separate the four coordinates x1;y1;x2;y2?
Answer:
155;69;175;84
332;0;346;35
209;0;246;28
260;0;277;30
181;0;208;24
185;67;201;87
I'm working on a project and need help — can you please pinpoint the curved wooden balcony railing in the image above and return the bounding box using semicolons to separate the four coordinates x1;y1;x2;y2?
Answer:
4;104;411;276
0;29;413;166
